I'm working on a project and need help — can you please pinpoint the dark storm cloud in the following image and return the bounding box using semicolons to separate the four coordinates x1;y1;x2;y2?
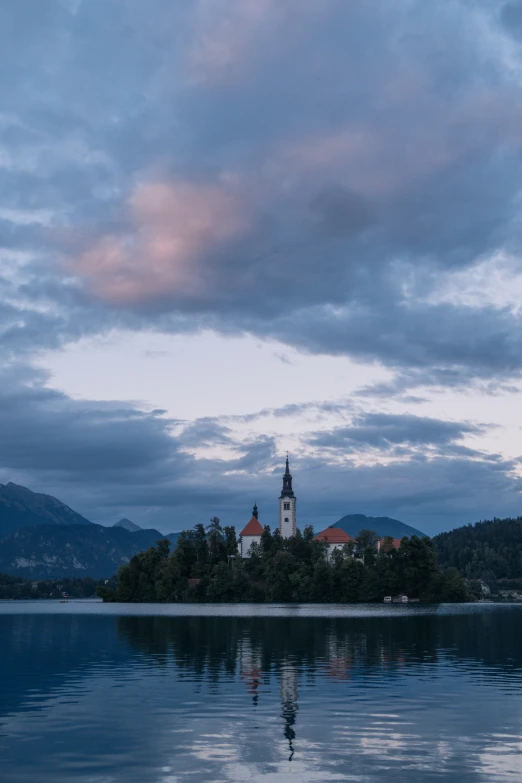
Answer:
309;186;375;235
308;412;486;451
0;365;185;479
252;301;522;381
0;365;518;534
2;0;522;533
177;418;234;448
0;0;521;382
501;1;522;36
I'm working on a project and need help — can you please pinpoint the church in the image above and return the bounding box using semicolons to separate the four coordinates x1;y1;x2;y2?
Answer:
238;456;297;557
238;457;404;559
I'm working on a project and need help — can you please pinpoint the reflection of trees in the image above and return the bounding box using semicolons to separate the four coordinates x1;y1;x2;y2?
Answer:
117;616;439;682
118;613;522;683
117;612;522;760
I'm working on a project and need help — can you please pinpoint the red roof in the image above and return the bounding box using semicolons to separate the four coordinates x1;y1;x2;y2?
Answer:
240;516;264;536
314;527;354;544
378;537;403;550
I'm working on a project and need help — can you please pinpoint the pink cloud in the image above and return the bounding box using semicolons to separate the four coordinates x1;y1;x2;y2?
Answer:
273;86;522;200
71;180;249;304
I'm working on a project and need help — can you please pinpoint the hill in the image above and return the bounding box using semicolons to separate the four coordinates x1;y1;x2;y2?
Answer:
113;518;142;532
0;482;92;537
433;517;522;580
334;513;425;540
0;524;169;579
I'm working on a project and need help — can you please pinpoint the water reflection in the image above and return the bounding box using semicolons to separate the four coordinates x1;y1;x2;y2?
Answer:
280;663;298;761
1;607;522;781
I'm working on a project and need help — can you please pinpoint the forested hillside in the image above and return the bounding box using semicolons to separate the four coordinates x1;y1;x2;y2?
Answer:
433;518;522;580
0;524;173;579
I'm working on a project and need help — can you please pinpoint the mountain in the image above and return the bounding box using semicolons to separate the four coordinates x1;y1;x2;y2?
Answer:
334;513;426;540
164;532;180;547
0;482;92;538
113;518;142;532
0;524;167;579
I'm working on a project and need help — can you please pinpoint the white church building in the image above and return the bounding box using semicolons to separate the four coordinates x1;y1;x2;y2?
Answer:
239;457;297;558
238;503;264;557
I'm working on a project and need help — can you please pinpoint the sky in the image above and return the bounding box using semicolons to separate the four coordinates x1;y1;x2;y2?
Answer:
2;0;522;536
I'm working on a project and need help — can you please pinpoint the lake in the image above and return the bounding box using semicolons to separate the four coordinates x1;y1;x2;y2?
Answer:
1;602;522;782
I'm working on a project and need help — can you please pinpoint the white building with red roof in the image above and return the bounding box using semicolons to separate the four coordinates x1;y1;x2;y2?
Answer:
239;504;264;558
313;527;356;558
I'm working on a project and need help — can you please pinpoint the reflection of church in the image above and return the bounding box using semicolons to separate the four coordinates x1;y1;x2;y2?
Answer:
280;663;299;761
238;638;299;761
239;637;262;706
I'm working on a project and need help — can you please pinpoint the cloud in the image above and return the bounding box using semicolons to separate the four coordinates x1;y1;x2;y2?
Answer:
308;413;486;452
501;1;522;37
2;0;522;533
71;180;250;304
0;364;519;535
19;0;516;386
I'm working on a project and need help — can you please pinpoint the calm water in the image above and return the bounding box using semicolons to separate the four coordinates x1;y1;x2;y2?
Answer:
1;602;522;781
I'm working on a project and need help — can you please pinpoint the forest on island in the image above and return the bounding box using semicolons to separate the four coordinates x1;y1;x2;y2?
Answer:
98;520;470;604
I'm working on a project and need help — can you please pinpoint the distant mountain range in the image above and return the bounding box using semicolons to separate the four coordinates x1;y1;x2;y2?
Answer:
0;483;179;579
0;524;168;579
0;482;92;538
334;513;425;539
113;517;142;532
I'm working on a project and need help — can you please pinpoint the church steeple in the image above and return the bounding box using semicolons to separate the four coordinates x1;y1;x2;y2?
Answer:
279;454;296;538
280;454;295;499
252;503;258;519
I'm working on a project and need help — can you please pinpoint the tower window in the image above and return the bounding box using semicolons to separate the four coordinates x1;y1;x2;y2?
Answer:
283;502;290;510
284;517;289;523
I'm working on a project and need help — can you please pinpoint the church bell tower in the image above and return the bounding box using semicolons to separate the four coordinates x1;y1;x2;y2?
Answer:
279;455;296;538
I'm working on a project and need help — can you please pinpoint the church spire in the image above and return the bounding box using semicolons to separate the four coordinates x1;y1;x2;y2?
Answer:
280;454;295;499
252;503;258;519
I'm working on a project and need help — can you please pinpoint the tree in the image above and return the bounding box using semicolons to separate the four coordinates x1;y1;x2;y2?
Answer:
103;527;473;605
397;537;439;599
207;516;223;535
223;526;239;557
436;568;470;603
193;523;209;575
380;536;396;554
356;529;379;549
311;557;332;601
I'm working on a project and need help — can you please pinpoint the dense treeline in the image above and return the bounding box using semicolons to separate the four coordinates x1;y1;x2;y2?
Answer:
434;517;522;583
0;573;107;599
98;521;470;603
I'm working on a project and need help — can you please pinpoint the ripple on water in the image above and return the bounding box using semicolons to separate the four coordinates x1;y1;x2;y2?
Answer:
1;604;522;781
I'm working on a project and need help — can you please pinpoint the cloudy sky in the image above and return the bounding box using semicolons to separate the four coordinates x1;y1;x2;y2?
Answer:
3;0;522;535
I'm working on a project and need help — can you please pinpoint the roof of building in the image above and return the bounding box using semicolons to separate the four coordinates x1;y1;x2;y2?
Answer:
240;516;264;537
314;527;354;544
379;537;403;550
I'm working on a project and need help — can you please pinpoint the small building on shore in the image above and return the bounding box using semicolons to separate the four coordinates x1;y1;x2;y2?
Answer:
239;504;264;558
